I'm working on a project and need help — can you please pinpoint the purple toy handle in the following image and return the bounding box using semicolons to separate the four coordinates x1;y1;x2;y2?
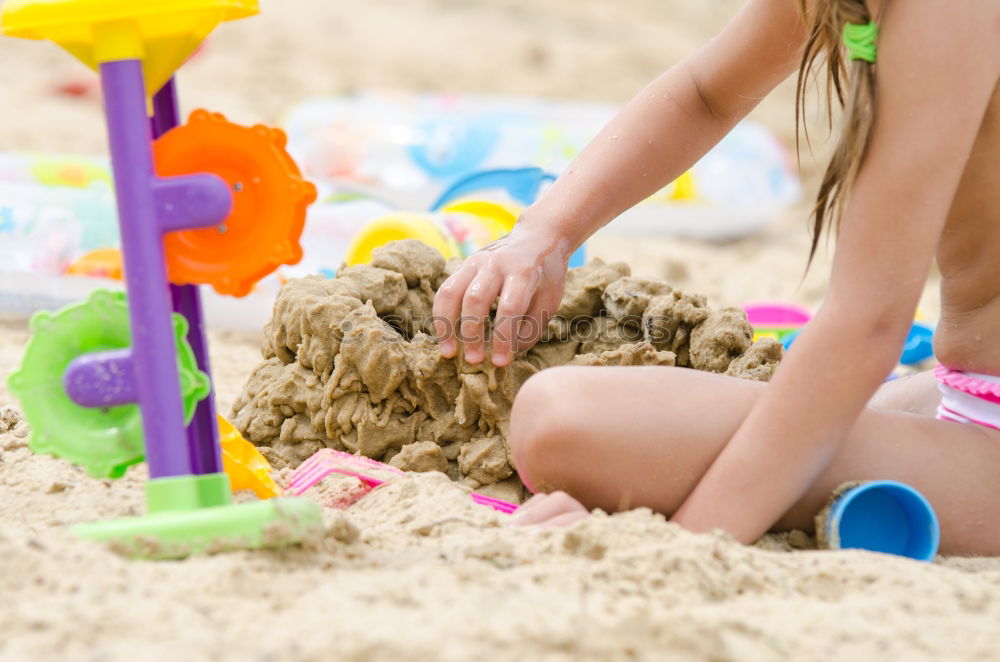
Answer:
99;61;232;479
64;348;137;408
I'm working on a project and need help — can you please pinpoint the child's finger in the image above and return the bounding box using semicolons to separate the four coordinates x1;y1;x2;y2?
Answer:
491;274;535;366
513;288;558;353
432;264;478;358
459;269;502;364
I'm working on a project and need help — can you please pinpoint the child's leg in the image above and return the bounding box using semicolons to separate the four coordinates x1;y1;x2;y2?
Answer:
509;366;1000;555
868;369;941;414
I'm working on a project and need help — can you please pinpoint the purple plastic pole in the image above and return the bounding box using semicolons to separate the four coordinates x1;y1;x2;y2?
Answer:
100;60;192;478
151;79;225;476
150;78;180;135
67;70;229;469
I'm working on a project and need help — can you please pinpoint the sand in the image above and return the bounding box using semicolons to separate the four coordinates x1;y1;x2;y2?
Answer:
0;0;988;660
231;240;781;500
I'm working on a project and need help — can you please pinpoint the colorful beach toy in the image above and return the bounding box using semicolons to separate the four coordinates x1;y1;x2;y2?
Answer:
2;0;322;558
900;322;935;366
218;415;282;500
154;109;316;297
282;91;802;240
7;289;210;478
344;166;586;268
66;247;124;280
749;301;936;368
1;0;257;99
742;302;812;343
287;448;519;514
822;481;940;562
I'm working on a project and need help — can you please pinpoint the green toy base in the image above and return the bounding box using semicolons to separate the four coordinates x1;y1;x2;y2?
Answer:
147;472;234;513
72;495;323;560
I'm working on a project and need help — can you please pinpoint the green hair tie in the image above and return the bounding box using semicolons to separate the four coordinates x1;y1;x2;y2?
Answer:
843;20;878;63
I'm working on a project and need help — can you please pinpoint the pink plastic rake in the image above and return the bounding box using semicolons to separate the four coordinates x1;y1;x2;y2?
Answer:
286;448;519;514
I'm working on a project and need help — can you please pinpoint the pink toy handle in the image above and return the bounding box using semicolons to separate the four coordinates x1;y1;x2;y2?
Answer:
327;468;388;488
470;492;519;513
286;448;520;513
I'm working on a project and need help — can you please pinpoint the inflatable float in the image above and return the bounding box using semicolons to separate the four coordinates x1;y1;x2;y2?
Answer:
282;91;802;240
0;91;801;326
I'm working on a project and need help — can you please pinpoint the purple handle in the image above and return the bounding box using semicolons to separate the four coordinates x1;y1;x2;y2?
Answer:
152;175;232;233
64;349;137;408
100;62;231;479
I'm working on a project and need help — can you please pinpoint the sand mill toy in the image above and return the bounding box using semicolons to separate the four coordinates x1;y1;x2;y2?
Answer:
2;0;324;558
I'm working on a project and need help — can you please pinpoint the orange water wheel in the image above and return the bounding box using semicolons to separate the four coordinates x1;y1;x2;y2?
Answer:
154;109;316;297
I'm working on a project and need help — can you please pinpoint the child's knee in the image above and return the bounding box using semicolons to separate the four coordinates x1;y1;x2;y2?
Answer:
510;368;582;493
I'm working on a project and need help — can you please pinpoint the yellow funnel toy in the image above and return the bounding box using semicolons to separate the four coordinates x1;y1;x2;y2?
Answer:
1;0;258;96
218;415;281;500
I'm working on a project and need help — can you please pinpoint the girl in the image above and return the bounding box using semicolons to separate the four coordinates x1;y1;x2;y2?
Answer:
432;0;1000;554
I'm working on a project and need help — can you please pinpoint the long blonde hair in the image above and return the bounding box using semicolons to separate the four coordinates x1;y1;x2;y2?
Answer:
795;0;878;264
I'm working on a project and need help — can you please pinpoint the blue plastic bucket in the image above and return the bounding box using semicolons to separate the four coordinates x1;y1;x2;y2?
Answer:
824;480;940;561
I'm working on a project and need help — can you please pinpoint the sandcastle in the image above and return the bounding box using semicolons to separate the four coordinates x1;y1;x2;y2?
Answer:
230;240;783;503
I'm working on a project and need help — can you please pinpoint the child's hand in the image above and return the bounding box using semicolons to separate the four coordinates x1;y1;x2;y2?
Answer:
509;491;590;528
432;222;571;366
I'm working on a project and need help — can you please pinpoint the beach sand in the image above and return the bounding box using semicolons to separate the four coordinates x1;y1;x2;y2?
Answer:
0;1;991;660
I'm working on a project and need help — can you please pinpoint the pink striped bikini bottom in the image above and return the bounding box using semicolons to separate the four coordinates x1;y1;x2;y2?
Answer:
936;365;1000;431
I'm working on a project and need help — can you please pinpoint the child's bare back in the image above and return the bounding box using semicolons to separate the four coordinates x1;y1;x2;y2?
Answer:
936;79;1000;373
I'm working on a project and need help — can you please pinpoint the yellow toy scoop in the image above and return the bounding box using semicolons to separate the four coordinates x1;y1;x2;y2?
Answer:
218;415;281;499
1;0;258;96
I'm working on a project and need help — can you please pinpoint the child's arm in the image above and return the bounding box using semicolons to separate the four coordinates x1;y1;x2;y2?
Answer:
516;0;808;253
673;0;1000;542
434;0;808;366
